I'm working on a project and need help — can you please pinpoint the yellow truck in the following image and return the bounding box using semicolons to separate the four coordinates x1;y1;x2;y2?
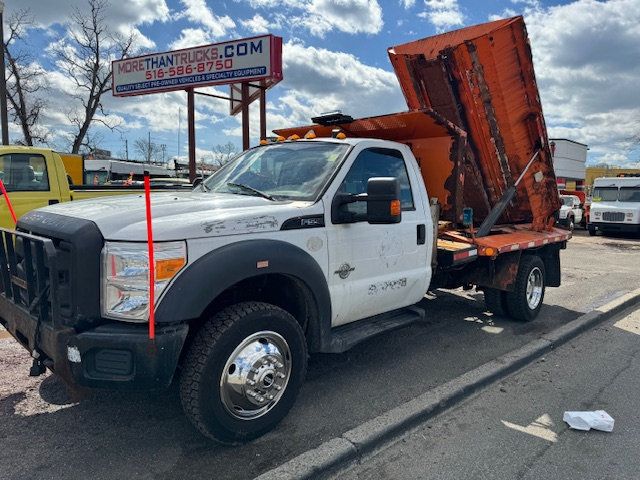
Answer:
0;146;189;229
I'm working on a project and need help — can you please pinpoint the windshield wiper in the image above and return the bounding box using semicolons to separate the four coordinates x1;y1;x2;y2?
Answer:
227;182;275;201
200;180;210;192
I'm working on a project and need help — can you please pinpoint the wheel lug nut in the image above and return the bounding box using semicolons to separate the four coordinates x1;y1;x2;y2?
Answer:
247;379;255;386
247;389;257;397
256;395;265;402
277;372;285;379
275;362;283;368
267;394;274;400
274;385;282;391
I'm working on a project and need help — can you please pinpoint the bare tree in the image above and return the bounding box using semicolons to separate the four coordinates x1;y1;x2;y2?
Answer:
134;137;158;163
212;142;238;167
4;9;48;145
52;0;135;153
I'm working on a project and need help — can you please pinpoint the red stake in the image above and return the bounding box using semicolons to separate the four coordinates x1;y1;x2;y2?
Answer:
0;180;17;226
144;174;155;340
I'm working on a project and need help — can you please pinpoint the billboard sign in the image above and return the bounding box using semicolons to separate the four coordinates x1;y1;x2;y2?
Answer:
112;34;282;97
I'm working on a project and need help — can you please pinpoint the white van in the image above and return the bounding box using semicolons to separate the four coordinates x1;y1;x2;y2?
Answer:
589;177;640;235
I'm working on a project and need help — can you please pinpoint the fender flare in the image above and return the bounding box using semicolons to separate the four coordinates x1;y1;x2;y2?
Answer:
155;239;332;349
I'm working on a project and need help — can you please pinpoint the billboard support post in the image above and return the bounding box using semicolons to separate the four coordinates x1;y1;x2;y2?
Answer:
241;83;250;150
187;88;196;182
260;87;266;141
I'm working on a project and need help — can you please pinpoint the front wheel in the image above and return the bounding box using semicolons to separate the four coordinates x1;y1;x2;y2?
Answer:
180;302;307;444
505;255;545;322
588;226;597;236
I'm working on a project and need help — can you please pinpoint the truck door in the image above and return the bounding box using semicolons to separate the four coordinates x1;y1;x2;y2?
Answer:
325;145;430;327
0;152;59;229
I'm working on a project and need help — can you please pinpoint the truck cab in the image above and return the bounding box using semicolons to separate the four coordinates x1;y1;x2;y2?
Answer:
0;147;73;229
589;177;640;235
558;194;583;231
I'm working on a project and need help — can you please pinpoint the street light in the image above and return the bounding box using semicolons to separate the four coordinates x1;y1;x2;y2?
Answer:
0;0;8;145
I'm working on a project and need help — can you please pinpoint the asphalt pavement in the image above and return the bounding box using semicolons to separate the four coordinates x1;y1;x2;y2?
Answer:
338;306;640;480
0;230;639;480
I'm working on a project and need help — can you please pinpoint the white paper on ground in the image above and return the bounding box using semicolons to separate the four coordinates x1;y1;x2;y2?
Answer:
563;410;614;432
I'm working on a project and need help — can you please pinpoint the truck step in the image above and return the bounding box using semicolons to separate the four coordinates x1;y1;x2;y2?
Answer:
326;306;425;354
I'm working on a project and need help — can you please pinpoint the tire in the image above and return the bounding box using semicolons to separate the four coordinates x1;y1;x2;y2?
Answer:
180;302;307;444
566;215;575;232
484;288;508;316
588;226;597;236
505;255;545;322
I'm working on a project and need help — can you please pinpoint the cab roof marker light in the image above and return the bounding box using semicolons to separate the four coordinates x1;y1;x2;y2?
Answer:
259;139;269;145
287;134;300;141
304;130;317;139
276;135;285;142
331;128;347;139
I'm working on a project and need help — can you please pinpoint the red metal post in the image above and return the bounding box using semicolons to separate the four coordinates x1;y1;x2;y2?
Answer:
144;174;156;340
0;180;17;226
187;88;196;182
259;86;266;141
241;82;250;150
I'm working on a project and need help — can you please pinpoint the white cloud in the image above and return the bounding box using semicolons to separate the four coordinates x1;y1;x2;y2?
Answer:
176;0;236;39
169;28;211;50
304;0;384;36
224;41;405;140
521;0;640;166
241;14;272;34
7;0;169;50
419;0;464;31
240;0;384;37
401;0;416;7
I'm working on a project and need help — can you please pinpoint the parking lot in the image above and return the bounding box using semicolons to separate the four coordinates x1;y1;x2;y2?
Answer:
1;230;639;480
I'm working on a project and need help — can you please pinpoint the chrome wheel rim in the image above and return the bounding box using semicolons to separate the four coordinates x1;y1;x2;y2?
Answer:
526;266;543;310
220;331;291;421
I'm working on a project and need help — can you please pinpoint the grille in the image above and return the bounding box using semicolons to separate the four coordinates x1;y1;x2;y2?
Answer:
0;229;59;326
603;212;625;222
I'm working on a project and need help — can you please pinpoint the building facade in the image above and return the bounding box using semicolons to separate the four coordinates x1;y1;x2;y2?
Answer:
550;138;588;191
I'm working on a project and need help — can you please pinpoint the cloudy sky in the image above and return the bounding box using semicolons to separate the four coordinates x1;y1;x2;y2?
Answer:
5;0;640;166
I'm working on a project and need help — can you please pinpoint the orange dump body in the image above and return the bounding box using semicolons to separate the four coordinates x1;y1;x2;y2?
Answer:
276;16;560;232
388;16;560;229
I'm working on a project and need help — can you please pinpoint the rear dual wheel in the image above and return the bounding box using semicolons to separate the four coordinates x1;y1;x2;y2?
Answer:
484;255;545;322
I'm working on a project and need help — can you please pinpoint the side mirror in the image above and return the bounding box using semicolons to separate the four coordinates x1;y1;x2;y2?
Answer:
366;177;401;224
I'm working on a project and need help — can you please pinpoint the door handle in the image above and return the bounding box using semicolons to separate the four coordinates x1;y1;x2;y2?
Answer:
48;199;59;205
417;224;426;245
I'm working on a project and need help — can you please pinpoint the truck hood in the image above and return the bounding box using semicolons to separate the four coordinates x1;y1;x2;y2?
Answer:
29;191;316;241
590;202;640;212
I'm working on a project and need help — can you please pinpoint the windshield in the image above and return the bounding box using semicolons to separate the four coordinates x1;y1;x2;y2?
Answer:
592;187;618;202
203;142;350;201
561;196;574;206
619;187;640;202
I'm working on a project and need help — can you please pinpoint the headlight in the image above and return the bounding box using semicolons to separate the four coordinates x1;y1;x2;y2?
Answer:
102;241;187;322
593;211;601;218
626;212;633;218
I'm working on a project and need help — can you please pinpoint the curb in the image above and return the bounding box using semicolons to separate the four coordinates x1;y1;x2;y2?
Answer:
255;288;640;480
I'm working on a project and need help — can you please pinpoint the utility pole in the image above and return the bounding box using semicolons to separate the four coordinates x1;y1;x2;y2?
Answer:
0;1;9;145
147;131;151;163
161;143;166;163
125;138;129;160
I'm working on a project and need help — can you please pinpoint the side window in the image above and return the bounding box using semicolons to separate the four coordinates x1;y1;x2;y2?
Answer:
337;148;414;220
0;153;50;192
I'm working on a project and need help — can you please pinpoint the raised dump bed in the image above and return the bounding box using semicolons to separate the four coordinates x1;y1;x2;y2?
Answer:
388;16;560;230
